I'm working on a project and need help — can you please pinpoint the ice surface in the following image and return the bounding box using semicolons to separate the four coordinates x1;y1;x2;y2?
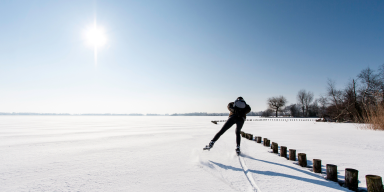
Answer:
0;116;383;191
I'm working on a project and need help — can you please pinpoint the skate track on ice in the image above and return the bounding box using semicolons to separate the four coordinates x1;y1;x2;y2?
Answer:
238;155;262;192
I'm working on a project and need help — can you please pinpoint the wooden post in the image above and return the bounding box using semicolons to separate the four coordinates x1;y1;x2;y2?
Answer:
265;139;271;147
345;168;358;191
280;146;287;158
271;142;275;149
256;137;262;143
366;175;384;192
313;159;321;173
289;149;296;161
326;164;338;182
272;143;278;153
263;138;267;146
298;153;307;167
249;134;253;140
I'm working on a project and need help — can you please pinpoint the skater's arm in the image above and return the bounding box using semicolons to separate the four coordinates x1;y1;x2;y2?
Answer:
244;105;251;114
227;102;235;113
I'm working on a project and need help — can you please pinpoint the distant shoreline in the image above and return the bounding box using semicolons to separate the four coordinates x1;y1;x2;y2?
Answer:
0;112;263;116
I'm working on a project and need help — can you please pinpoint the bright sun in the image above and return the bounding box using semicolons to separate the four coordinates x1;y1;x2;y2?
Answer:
85;25;107;47
84;21;107;66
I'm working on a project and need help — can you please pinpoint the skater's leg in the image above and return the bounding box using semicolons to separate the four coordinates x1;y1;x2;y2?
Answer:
235;118;245;146
211;116;236;142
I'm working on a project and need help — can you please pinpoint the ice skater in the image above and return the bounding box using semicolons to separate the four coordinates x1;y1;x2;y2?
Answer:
204;97;251;155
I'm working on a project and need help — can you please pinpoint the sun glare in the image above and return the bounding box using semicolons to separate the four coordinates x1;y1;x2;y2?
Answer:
84;21;107;67
85;25;107;47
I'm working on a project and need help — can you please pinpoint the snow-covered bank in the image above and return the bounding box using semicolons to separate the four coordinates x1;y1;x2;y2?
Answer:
0;116;382;191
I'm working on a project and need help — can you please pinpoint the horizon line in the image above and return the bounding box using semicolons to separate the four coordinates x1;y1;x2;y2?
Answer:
0;112;263;116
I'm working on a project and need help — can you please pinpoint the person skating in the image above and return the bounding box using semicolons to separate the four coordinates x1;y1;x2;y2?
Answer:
204;97;251;155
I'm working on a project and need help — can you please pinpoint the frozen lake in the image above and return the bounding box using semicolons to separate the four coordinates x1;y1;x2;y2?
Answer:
1;116;383;191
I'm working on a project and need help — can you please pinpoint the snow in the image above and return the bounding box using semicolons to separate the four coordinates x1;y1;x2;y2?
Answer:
0;116;383;191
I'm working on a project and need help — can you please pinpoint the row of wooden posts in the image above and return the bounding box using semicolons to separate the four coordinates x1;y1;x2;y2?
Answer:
211;118;316;124
240;131;384;192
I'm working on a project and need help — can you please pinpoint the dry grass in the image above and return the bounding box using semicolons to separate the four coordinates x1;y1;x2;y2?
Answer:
360;104;384;130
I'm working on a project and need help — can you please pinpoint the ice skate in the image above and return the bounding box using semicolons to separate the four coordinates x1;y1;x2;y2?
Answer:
236;145;241;155
203;141;215;151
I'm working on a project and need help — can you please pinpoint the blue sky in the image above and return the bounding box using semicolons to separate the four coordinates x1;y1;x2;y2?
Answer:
0;0;383;114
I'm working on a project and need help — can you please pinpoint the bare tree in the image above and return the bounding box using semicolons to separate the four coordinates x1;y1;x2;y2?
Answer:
307;99;320;117
261;109;273;117
297;89;315;117
281;106;290;116
320;66;384;124
378;63;384;80
378;64;384;103
357;67;381;106
318;95;328;118
267;96;287;117
304;91;314;117
286;104;300;117
326;79;344;121
297;90;306;116
343;79;363;121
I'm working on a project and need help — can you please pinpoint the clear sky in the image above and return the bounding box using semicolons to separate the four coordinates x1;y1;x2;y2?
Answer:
1;0;383;114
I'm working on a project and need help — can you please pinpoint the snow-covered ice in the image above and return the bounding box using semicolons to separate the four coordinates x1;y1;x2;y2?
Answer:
0;116;383;191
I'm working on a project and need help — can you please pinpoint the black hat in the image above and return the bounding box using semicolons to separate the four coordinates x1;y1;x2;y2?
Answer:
234;97;246;108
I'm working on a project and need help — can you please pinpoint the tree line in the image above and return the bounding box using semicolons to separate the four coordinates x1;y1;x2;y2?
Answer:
264;90;318;118
264;64;384;124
